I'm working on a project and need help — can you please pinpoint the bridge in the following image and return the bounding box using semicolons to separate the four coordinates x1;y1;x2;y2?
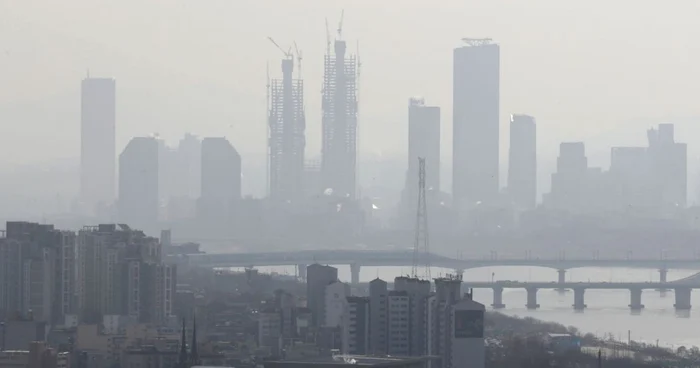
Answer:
179;249;700;284
466;277;700;311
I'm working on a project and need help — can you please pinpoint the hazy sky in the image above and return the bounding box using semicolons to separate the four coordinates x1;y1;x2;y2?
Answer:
1;0;700;167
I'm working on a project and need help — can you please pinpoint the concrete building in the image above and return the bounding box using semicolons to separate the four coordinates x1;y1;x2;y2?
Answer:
368;278;388;355
453;39;500;209
269;56;306;202
0;222;76;324
386;290;410;356
405;98;440;217
198;137;242;221
322;34;359;199
306;264;338;327
258;308;283;356
324;281;350;328
648;123;687;210
77;224;173;325
507;114;537;209
80;77;116;213
345;297;370;355
394;277;431;356
544;142;589;212
118;137;159;230
450;297;486;368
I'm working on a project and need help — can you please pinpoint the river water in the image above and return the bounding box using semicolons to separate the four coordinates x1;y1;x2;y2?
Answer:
242;264;700;349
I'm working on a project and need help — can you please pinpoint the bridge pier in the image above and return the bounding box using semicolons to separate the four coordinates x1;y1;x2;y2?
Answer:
674;287;692;310
557;269;567;292
492;287;505;309
656;269;669;292
628;288;644;310
573;288;587;310
297;264;307;281
526;287;539;309
350;263;361;285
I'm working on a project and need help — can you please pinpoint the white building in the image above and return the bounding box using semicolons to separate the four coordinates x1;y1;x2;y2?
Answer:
324;281;351;328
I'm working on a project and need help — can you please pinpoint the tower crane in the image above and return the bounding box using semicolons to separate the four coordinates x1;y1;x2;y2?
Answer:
337;10;345;40
293;41;303;78
267;37;293;60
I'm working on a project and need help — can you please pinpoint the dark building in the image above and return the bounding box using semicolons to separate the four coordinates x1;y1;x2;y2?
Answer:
118;137;159;231
306;264;338;327
198;137;242;221
507;114;537;209
404;98;440;216
80;77;116;213
453;39;500;209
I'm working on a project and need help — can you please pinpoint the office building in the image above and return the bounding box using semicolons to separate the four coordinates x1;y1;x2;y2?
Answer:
405;98;440;213
609;147;653;210
80;77;116;212
118;137;159;230
199;137;242;220
269;56;306;202
322;33;359;199
507;114;536;209
452;39;500;209
306;264;338;326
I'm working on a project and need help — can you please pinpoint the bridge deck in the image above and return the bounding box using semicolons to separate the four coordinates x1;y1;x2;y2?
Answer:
466;281;700;289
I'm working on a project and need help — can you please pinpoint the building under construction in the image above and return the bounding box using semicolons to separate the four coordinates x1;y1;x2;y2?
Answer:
321;17;359;199
268;44;306;202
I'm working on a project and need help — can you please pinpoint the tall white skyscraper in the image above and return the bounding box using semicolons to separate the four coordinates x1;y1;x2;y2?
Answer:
508;114;537;209
453;39;500;209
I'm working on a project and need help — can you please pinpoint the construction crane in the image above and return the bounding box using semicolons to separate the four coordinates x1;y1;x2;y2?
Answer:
461;38;493;47
336;9;345;40
325;18;331;55
267;36;293;59
293;41;303;78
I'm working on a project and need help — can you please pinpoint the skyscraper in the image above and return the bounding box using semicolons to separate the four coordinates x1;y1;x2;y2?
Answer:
405;98;440;211
322;35;358;199
453;39;500;209
199;137;241;220
80;77;116;212
507;114;536;209
647;124;687;209
118;137;159;230
269;56;306;202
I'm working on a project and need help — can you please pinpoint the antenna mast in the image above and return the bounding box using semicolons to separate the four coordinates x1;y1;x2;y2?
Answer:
411;157;431;279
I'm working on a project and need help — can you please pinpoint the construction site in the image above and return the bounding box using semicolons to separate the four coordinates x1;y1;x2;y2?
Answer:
321;12;359;199
267;38;306;202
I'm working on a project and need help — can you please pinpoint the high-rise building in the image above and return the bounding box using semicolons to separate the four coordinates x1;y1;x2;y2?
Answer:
394;276;431;356
387;290;410;356
345;296;370;355
507;114;537;209
0;222;76;324
648;123;687;209
77;224;174;325
80;77;116;212
118;137;159;230
199;137;242;221
368;278;388;355
544;142;589;211
427;276;485;368
453;39;500;209
322;34;359;199
405;98;440;212
269;56;306;202
306;264;338;326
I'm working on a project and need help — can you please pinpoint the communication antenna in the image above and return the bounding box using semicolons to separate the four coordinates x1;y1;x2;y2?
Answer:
411;157;431;280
